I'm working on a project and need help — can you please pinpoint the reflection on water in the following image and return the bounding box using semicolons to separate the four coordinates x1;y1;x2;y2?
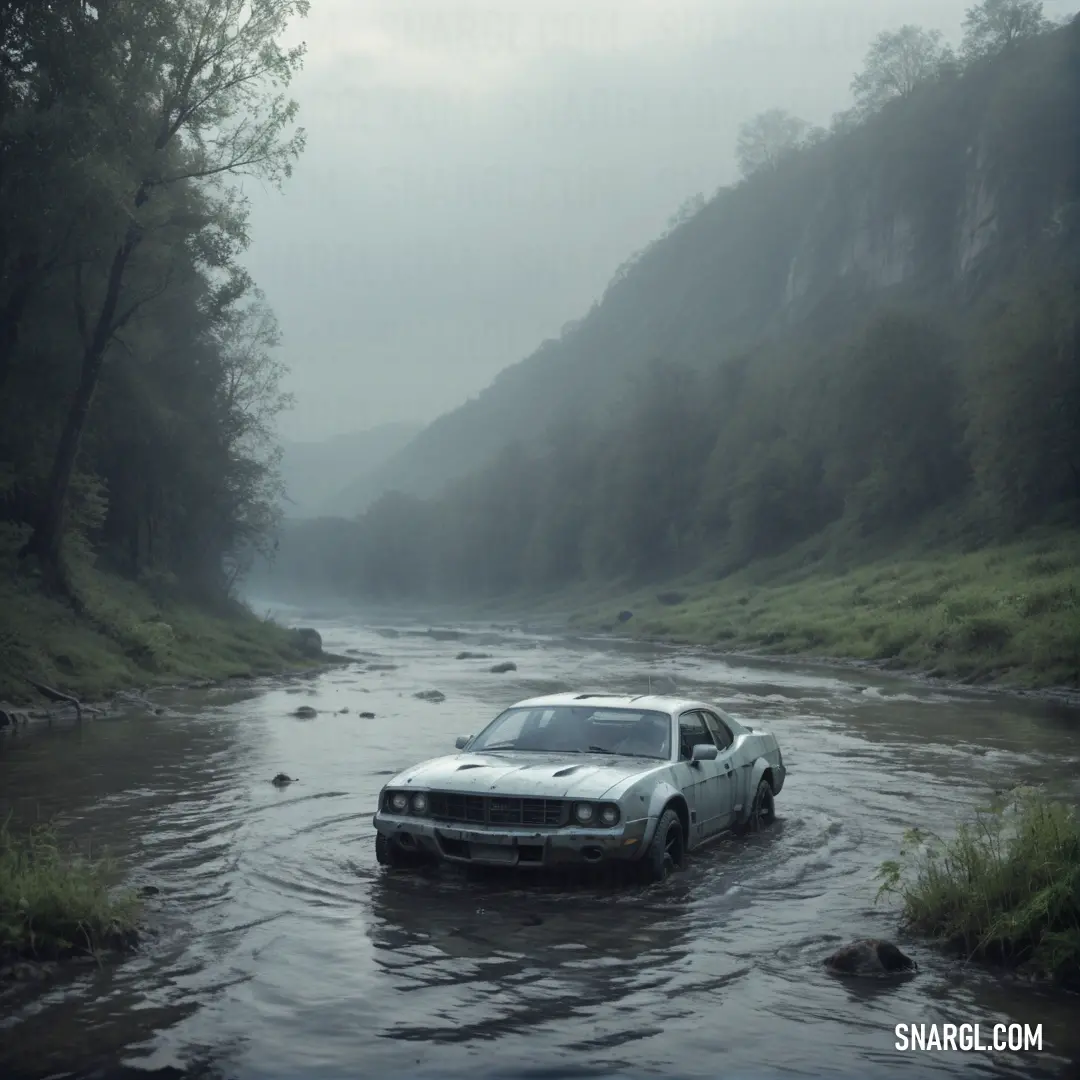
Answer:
1;613;1079;1080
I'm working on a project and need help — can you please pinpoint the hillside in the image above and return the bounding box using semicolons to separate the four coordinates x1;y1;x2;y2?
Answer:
342;15;1080;506
279;422;421;518
261;15;1080;689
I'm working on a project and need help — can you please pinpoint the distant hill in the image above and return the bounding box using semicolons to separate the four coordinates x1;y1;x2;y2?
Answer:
279;422;421;518
343;20;1080;506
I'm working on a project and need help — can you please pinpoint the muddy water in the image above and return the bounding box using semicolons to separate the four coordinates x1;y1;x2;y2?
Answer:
2;605;1079;1080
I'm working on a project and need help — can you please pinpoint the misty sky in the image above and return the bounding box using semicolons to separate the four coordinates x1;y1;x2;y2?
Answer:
241;0;1061;443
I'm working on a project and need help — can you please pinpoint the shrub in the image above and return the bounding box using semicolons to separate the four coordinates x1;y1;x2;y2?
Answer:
0;819;140;961
876;788;1080;985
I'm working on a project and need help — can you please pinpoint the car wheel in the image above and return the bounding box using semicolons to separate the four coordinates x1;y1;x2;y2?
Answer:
375;832;426;868
638;807;685;884
739;777;776;833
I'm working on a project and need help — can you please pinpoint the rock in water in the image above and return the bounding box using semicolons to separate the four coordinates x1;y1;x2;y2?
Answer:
414;690;446;703
291;705;317;719
290;627;323;657
617;610;634;623
359;711;376;719
489;661;517;674
824;939;917;976
271;773;297;786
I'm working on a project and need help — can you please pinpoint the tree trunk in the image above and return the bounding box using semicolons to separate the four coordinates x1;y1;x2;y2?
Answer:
20;228;139;577
0;251;41;389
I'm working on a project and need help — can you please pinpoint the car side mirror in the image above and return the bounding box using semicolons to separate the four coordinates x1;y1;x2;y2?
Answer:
455;735;470;750
691;743;718;763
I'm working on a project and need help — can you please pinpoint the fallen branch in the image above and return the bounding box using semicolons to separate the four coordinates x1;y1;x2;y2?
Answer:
25;678;83;722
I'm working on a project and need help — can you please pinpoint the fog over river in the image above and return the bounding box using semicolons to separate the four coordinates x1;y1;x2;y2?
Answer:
2;602;1079;1080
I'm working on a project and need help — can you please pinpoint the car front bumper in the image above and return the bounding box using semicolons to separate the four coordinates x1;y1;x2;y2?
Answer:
372;811;651;868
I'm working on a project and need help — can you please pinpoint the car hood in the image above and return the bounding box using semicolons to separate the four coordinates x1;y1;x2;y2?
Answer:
387;752;665;801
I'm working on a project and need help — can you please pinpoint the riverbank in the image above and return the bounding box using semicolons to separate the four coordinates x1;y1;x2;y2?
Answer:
0;541;332;710
487;527;1080;696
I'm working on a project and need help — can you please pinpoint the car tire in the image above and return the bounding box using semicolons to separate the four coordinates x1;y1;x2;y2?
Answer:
375;831;426;868
638;807;685;884
737;777;776;834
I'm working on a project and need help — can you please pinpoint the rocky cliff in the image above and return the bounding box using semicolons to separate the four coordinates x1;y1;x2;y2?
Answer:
350;18;1079;510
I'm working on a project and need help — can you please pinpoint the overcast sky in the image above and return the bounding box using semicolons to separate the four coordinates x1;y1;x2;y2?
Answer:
241;0;1053;442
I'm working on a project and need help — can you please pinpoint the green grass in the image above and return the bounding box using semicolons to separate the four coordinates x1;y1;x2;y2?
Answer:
876;788;1080;987
563;527;1080;689
0;524;324;705
0;818;141;963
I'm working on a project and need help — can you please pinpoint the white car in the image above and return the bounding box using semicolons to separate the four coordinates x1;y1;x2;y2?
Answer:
372;693;786;881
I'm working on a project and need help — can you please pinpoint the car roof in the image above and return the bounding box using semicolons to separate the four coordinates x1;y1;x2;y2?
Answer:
508;692;714;716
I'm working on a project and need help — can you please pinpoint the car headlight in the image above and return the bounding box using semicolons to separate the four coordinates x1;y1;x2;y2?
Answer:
599;803;620;827
411;792;428;814
573;802;594;824
389;791;409;812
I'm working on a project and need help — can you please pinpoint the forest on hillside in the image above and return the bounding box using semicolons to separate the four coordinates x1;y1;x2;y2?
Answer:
272;4;1080;603
0;0;306;606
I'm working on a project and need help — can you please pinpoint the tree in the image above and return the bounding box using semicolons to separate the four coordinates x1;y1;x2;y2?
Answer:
667;193;706;231
965;280;1080;528
851;26;955;116
735;109;811;178
961;0;1050;61
20;0;308;585
823;313;967;531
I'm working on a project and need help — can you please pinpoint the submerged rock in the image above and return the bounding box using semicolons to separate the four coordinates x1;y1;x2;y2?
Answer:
824;939;917;976
455;651;491;661
489;661;517;674
0;706;30;727
291;705;318;719
271;773;297;787
414;690;446;703
289;627;323;657
617;610;634;623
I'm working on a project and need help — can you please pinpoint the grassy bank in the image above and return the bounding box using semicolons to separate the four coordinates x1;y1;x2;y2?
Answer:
560;527;1080;690
0;526;324;706
0;820;140;965
876;788;1080;987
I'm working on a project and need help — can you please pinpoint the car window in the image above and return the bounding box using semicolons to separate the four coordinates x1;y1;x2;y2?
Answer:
701;710;734;751
469;706;671;758
678;711;712;761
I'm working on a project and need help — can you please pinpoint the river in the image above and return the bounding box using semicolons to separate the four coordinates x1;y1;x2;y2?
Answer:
2;604;1079;1080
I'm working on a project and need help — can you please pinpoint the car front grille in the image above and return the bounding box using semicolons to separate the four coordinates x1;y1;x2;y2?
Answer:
427;791;568;828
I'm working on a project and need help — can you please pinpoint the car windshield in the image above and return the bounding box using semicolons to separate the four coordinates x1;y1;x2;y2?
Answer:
468;706;672;760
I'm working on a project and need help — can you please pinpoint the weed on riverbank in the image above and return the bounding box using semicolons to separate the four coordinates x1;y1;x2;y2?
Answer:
0;525;323;704
564;528;1080;689
876;788;1080;987
0;820;140;964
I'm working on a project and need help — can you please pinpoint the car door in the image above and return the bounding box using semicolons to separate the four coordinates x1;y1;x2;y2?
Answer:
674;711;727;842
700;709;739;832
